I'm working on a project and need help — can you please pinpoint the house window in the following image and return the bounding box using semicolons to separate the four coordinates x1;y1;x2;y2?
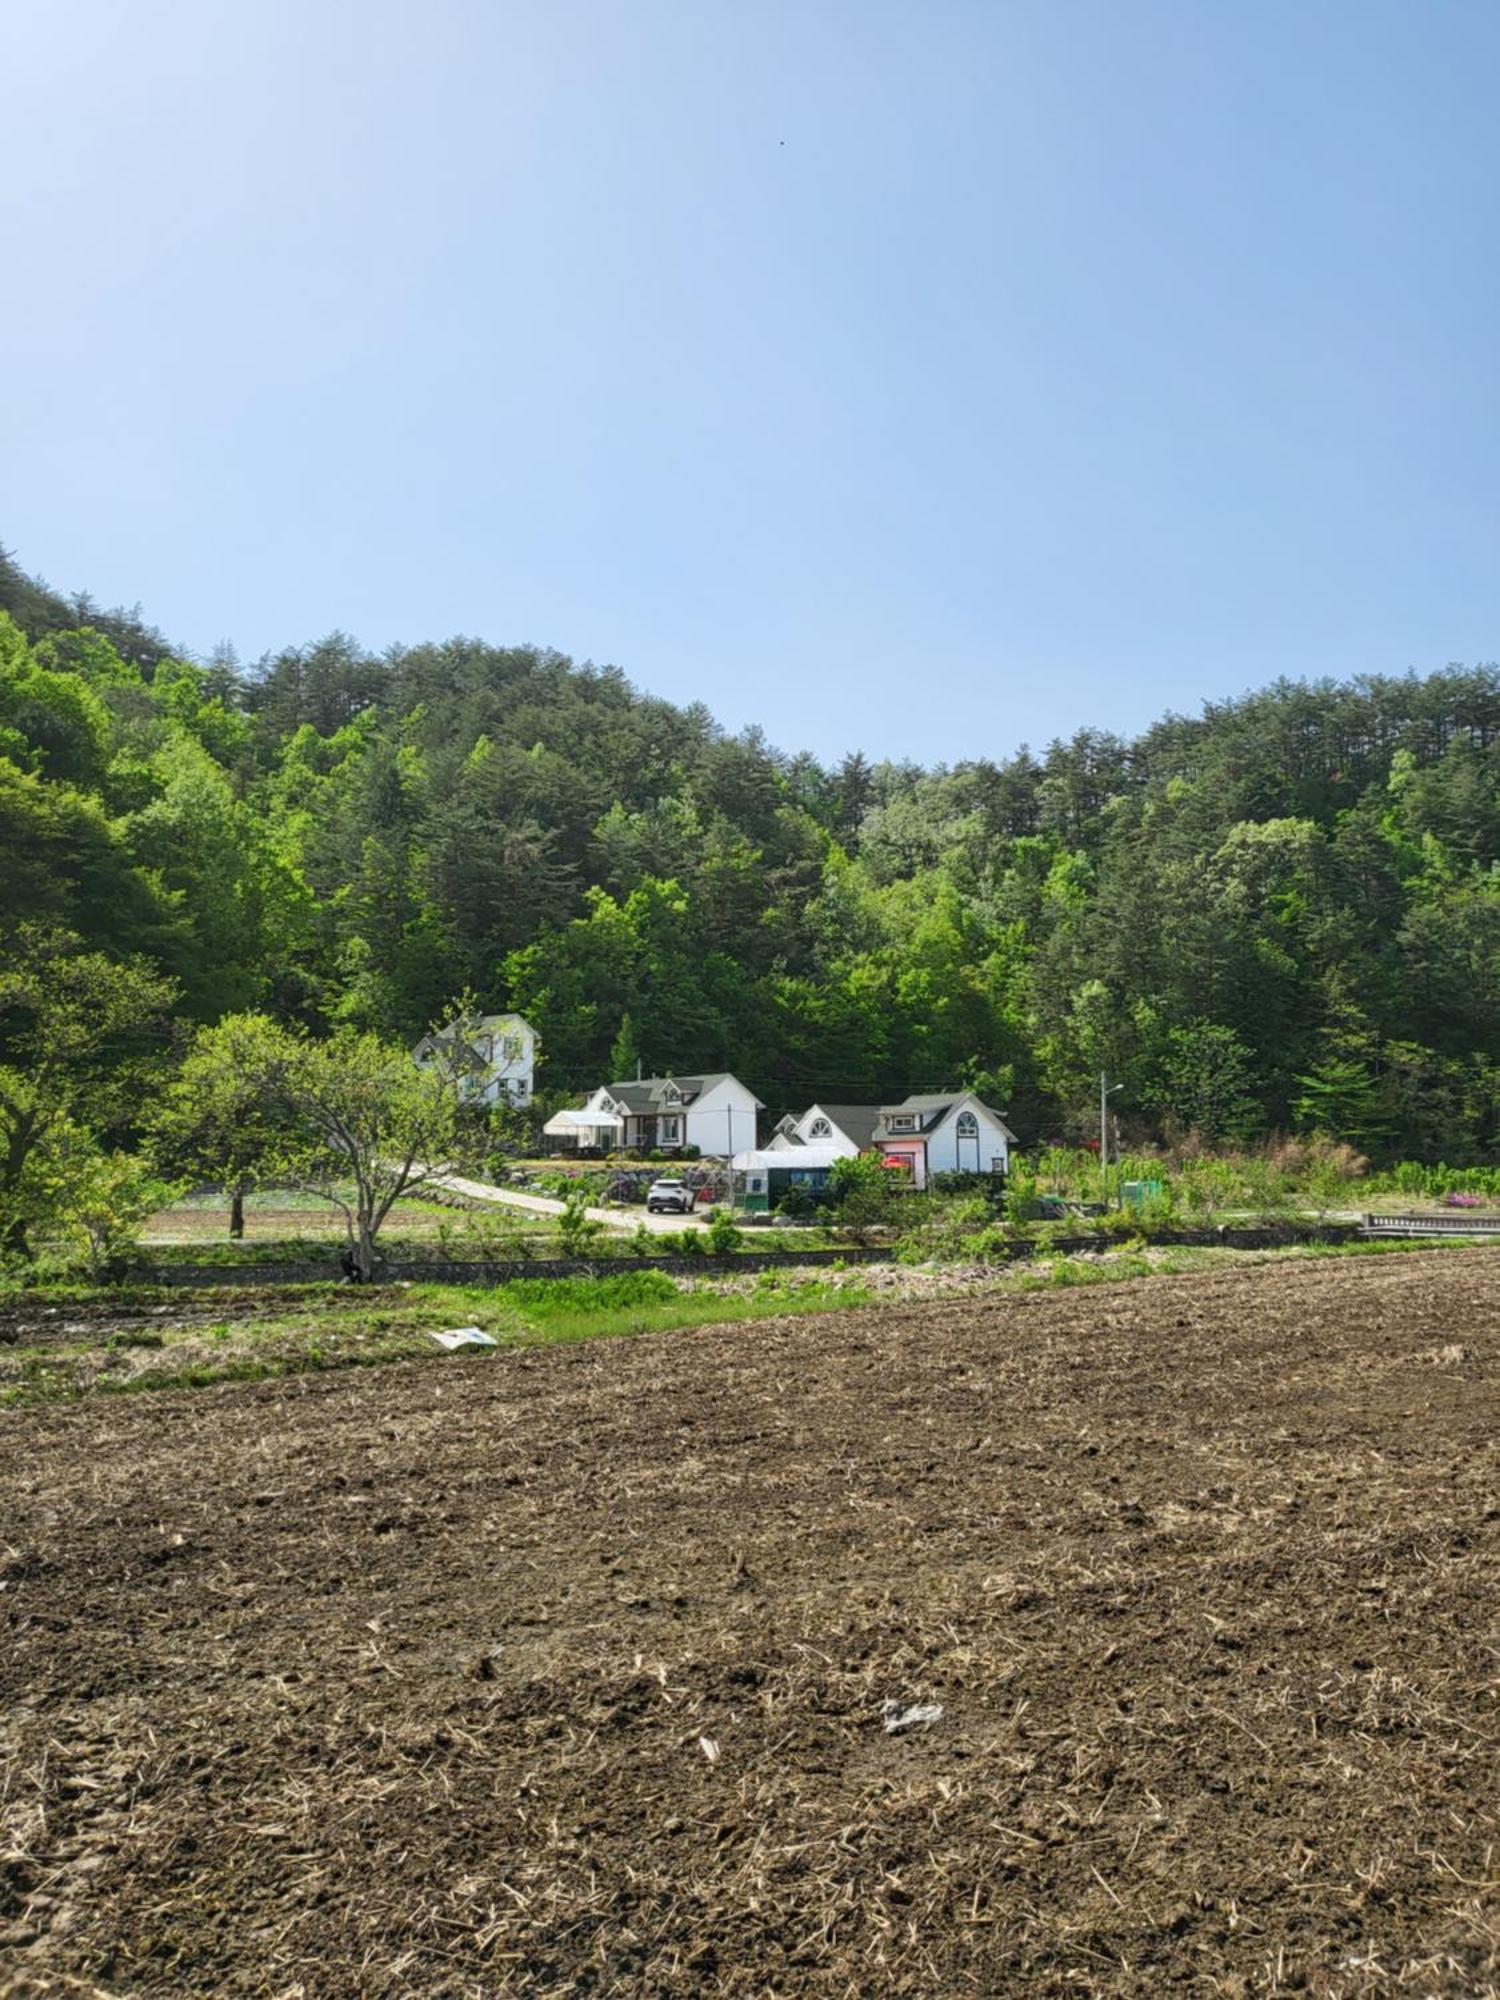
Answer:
660;1116;681;1142
808;1116;833;1139
888;1116;915;1134
956;1111;978;1138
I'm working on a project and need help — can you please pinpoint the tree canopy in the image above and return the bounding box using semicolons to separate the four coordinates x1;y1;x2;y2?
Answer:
3;543;1499;1162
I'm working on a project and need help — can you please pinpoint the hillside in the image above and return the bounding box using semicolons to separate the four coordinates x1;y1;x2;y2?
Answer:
2;544;1497;1155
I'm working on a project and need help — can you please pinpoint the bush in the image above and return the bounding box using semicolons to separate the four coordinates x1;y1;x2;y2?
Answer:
774;1185;816;1220
893;1193;988;1263
55;1142;180;1280
652;1228;706;1257
929;1168;1003;1205
705;1209;742;1254
1003;1163;1039;1231
829;1154;897;1239
554;1188;604;1256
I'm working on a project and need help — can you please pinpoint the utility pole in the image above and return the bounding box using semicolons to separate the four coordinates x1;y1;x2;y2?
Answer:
1100;1072;1124;1193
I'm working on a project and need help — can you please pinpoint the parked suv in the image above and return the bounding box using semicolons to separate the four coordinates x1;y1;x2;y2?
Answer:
646;1177;695;1215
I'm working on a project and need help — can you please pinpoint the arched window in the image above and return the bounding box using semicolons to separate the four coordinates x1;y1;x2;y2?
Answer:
809;1116;833;1139
956;1111;979;1139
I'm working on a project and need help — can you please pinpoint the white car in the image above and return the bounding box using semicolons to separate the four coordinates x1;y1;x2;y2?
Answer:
646;1177;695;1214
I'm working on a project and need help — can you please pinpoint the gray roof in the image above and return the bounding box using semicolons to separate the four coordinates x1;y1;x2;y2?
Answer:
875;1092;1018;1143
803;1104;883;1151
603;1072;764;1114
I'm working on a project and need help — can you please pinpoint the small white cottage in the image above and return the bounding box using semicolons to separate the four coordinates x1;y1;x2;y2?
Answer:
767;1105;883;1156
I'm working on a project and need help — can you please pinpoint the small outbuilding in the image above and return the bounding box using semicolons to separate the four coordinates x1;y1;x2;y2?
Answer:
730;1144;847;1213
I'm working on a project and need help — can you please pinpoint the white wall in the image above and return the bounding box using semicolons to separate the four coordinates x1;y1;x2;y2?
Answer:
685;1077;760;1157
925;1100;1010;1176
790;1107;863;1157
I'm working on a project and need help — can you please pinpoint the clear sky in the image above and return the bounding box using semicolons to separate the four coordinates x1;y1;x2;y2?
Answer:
4;0;1497;765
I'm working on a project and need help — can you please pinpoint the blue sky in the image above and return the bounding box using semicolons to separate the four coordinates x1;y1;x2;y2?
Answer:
4;0;1497;764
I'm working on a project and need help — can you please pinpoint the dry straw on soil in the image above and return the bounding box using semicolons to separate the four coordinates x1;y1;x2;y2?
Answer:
3;1250;1499;1996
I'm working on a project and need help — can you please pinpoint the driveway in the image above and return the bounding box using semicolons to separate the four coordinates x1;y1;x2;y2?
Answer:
424;1170;708;1232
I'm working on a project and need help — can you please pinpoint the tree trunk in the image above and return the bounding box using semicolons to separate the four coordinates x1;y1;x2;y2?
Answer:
356;1216;377;1282
1;1114;38;1260
229;1181;245;1239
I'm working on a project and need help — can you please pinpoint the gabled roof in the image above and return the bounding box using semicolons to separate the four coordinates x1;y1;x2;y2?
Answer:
413;1013;533;1067
599;1072;765;1114
875;1092;1018;1143
802;1104;883;1151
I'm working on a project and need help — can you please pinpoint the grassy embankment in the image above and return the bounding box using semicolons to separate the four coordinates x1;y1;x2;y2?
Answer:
1;1234;1490;1408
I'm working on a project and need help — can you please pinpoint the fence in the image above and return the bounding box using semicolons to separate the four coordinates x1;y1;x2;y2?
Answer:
1361;1211;1500;1238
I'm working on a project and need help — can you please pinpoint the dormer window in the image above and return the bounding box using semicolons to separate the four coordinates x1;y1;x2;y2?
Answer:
662;1083;682;1105
888;1115;916;1134
808;1116;833;1139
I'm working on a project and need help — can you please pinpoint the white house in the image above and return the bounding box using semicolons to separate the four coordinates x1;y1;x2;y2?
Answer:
768;1104;882;1157
771;1091;1015;1190
873;1092;1015;1189
552;1072;763;1156
412;1013;537;1108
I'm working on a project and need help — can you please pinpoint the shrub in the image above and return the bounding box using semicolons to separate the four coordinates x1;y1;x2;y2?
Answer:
706;1209;742;1254
829;1154;897;1240
1003;1163;1039;1231
554;1188;604;1257
55;1143;179;1280
894;1193;988;1263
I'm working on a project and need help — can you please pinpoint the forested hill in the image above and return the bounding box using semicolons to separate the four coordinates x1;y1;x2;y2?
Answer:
3;544;1498;1159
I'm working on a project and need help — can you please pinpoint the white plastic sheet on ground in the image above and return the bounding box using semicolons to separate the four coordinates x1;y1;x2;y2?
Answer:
882;1700;944;1733
429;1327;499;1350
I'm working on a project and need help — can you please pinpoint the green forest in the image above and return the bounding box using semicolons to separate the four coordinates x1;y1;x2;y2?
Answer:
3;542;1498;1164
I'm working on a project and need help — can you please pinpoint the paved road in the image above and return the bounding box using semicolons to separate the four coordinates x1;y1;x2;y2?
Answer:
425;1170;709;1232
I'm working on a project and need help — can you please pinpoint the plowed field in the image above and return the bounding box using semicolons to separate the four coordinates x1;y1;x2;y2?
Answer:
3;1249;1499;1997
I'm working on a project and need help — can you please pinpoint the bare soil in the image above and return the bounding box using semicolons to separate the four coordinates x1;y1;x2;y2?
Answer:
3;1250;1498;1997
140;1197;549;1246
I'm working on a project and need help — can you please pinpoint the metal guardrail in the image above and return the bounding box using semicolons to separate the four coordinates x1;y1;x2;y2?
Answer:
1361;1211;1500;1237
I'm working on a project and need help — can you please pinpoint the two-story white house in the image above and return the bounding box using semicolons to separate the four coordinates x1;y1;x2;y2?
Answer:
770;1091;1015;1190
412;1013;538;1108
551;1072;763;1156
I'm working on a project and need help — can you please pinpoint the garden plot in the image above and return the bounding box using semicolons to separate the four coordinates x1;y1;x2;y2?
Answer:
2;1249;1498;1996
